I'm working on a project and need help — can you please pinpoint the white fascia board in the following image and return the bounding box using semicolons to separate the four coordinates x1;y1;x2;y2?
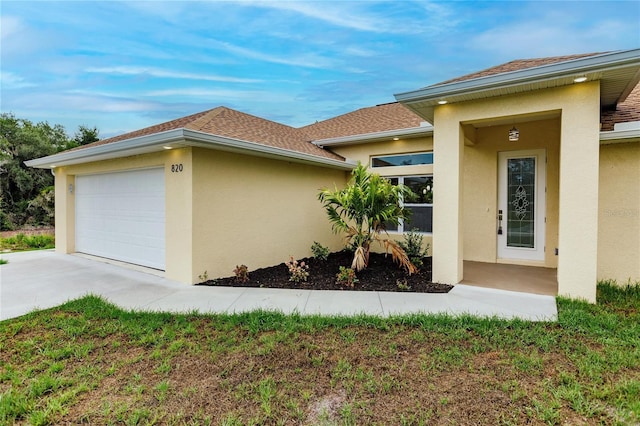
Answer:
181;129;356;170
312;125;434;147
395;49;640;103
25;129;186;168
25;128;355;171
600;128;640;144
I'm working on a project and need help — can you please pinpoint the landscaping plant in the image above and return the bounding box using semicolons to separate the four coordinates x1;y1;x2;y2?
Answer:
336;266;359;287
233;264;249;283
285;256;310;283
398;228;430;268
318;163;417;274
310;241;330;261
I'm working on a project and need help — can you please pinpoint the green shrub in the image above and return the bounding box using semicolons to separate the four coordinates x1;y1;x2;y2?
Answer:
336;266;358;288
398;228;429;268
310;241;330;260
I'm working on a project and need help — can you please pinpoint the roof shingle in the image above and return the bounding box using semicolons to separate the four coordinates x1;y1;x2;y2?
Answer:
601;83;640;131
74;107;344;161
432;52;607;86
300;102;425;141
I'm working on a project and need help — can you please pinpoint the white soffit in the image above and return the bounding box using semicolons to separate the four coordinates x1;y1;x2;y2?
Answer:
396;49;640;123
25;129;355;171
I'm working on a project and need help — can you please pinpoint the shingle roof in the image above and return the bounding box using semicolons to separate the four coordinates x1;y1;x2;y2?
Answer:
73;106;344;161
601;82;640;131
433;52;608;86
300;102;425;141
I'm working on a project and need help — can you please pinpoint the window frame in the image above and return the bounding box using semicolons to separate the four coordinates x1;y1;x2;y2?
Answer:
370;151;433;168
386;175;433;234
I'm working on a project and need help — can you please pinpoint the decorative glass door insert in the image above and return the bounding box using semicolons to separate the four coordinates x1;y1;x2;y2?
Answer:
497;149;546;262
507;157;535;248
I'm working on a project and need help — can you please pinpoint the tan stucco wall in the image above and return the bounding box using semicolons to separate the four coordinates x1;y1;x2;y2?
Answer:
598;142;640;284
191;148;347;283
54;148;194;283
431;81;601;301
463;118;560;268
330;137;434;253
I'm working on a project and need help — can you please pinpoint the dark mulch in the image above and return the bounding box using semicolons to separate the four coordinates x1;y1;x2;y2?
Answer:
198;250;452;293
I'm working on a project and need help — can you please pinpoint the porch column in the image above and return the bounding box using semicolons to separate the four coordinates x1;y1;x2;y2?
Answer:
432;107;464;284
557;81;600;302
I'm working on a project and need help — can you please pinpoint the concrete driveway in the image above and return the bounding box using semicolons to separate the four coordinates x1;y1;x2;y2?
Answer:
0;250;557;322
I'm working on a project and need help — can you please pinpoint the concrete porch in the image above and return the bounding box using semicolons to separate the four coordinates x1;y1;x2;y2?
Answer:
461;261;558;296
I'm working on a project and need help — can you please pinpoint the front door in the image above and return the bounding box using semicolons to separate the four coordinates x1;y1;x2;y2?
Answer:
497;149;546;262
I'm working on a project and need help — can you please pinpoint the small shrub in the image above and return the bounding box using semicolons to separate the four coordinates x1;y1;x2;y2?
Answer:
398;228;429;268
0;259;8;265
233;265;249;283
198;271;208;282
310;241;330;261
285;256;310;283
336;266;358;288
396;279;411;291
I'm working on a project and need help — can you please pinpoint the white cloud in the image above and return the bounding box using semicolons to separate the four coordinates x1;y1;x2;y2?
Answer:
84;66;262;84
205;39;337;69
0;71;36;89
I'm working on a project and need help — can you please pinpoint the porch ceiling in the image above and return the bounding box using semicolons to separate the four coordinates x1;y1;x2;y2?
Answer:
396;49;640;123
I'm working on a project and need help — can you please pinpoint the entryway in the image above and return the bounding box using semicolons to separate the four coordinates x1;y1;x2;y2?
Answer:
461;261;557;296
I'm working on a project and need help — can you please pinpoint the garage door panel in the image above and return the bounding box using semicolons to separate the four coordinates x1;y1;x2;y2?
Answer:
75;168;165;270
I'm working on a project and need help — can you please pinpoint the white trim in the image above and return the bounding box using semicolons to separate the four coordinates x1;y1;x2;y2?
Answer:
395;49;640;103
25;128;356;171
600;128;640;144
312;125;433;147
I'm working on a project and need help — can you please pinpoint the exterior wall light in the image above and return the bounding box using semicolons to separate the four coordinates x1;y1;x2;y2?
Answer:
68;184;74;194
509;126;520;142
574;76;587;83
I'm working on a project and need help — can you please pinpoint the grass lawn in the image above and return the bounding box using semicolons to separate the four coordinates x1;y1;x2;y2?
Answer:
1;283;638;425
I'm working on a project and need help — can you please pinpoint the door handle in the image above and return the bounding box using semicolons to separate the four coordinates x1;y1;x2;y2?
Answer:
497;209;503;235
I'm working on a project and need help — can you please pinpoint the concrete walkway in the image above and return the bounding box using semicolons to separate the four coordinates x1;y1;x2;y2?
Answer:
0;250;557;322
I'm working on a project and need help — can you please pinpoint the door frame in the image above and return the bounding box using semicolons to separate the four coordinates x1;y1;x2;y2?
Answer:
497;149;546;262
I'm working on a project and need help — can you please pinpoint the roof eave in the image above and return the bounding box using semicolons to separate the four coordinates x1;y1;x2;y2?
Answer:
599;128;640;144
395;49;640;122
25;129;355;171
312;125;434;147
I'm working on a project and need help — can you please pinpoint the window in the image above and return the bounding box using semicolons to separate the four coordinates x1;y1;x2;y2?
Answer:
386;176;433;233
371;152;433;168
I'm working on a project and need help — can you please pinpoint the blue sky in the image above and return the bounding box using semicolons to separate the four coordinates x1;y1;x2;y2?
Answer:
1;1;639;138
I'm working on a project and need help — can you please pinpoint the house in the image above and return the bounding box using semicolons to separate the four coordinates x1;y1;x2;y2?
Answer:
27;49;640;302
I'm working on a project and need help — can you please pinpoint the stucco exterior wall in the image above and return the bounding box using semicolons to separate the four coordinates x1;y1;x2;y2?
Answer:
54;148;194;283
432;81;601;301
330;137;434;253
191;148;348;283
598;142;640;284
463;118;560;268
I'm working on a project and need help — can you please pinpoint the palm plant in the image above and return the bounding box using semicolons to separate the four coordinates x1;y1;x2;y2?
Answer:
318;163;418;274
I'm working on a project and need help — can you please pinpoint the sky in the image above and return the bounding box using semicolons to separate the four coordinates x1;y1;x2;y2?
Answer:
1;1;639;139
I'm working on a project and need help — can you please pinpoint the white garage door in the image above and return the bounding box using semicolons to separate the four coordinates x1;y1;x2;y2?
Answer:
75;168;165;270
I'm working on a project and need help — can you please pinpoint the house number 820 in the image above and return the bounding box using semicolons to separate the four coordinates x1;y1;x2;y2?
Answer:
171;164;183;173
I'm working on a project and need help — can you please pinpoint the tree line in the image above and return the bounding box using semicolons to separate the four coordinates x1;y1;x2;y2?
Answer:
0;113;99;230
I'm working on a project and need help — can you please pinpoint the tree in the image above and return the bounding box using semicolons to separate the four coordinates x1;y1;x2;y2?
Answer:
318;163;418;274
0;114;96;229
73;125;99;146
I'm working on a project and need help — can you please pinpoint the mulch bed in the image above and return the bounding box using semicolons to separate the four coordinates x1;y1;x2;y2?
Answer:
198;250;453;293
